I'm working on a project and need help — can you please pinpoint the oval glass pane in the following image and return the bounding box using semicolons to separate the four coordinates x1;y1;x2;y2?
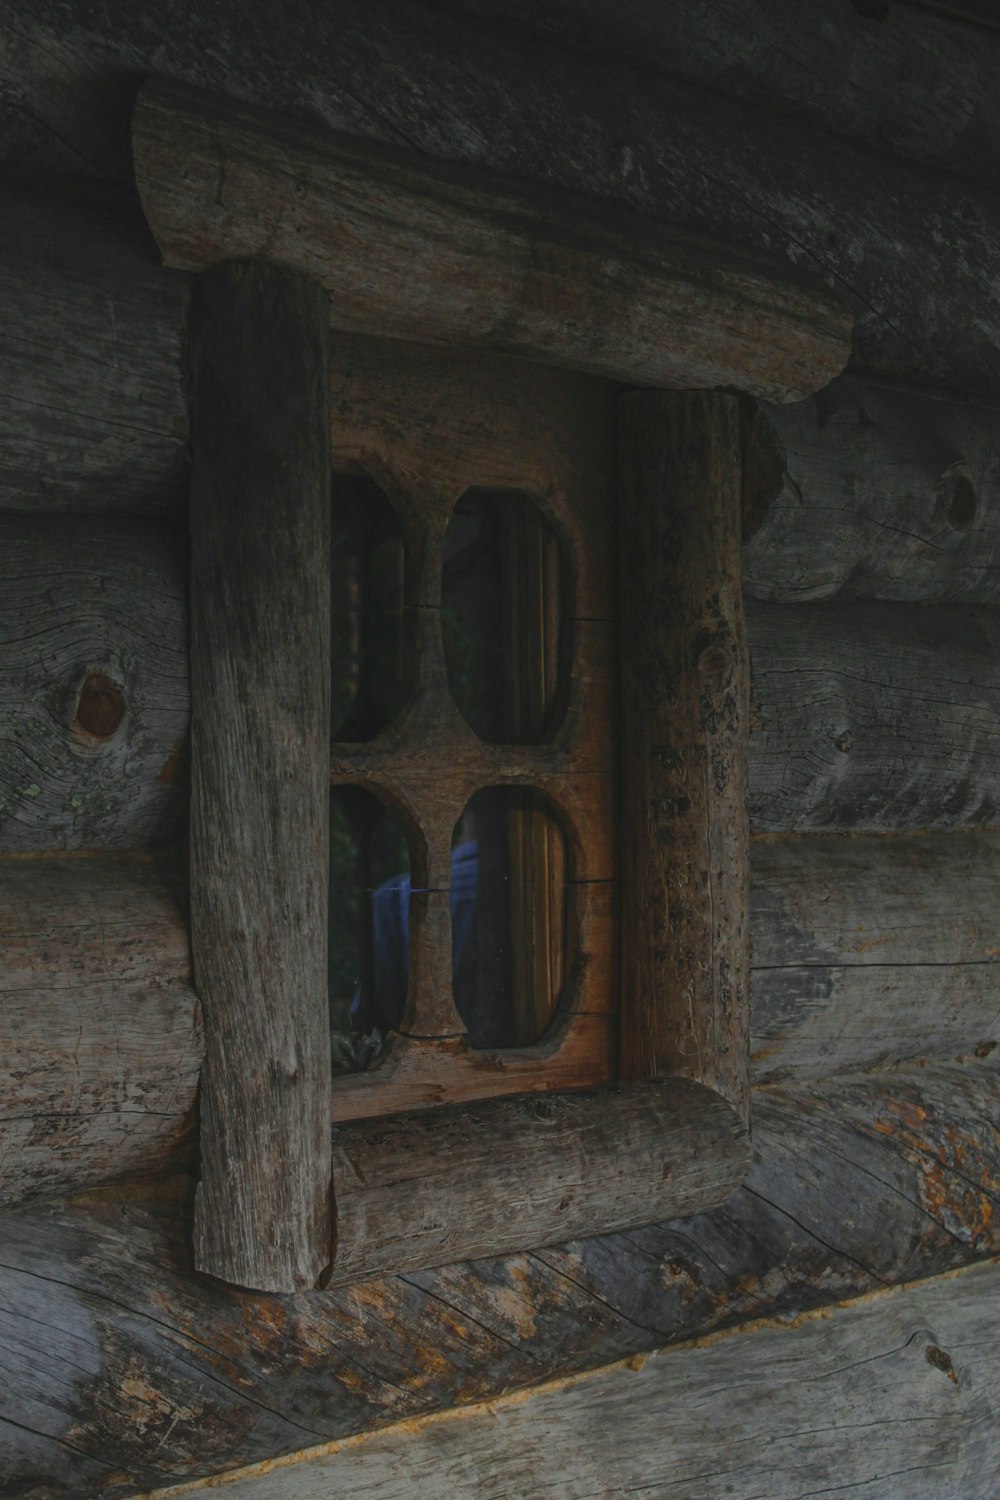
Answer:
329;786;412;1072
451;787;567;1049
331;471;409;741
442;488;567;744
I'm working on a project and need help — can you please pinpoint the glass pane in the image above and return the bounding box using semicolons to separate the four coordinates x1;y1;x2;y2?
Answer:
451;787;567;1049
329;786;412;1073
442;489;566;744
331;471;408;741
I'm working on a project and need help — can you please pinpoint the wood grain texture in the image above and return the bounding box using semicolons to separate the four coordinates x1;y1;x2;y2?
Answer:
0;514;188;851
451;0;1000;180
0;180;189;515
750;833;1000;1082
747;377;1000;603
0;1062;996;1495
0;853;200;1206
2;2;998;395
133;78;849;404
329;1080;749;1285
747;600;1000;831
146;1259;1000;1500
189;262;333;1293
617;391;750;1122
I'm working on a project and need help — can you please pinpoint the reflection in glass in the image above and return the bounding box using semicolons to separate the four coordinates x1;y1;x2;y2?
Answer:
451;787;567;1049
442;489;566;744
331;471;408;741
329;786;411;1073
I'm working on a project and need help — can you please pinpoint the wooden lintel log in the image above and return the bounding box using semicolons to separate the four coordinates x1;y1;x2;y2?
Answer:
617;391;750;1123
747;599;1000;831
132;78;850;404
748;376;1000;603
189;262;333;1293
0;514;188;852
138;1260;1000;1499
329;1080;750;1285
0;854;200;1206
750;832;1000;1081
0;1062;996;1495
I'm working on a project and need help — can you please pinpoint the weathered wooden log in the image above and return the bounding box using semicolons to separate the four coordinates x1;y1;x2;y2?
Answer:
189;262;333;1293
750;832;1000;1081
0;1062;995;1494
4;1;1000;395
747;599;1000;831
617;391;750;1121
0;853;200;1205
142;1259;1000;1499
329;1080;749;1285
450;0;1000;180
133;80;849;403
748;376;1000;603
0;181;189;515
0;513;188;851
2;831;995;1207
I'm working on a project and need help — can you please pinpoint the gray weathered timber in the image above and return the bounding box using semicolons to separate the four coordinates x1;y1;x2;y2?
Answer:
747;600;1000;831
0;514;188;850
617;392;750;1121
189;263;333;1293
750;832;1000;1081
0;854;200;1207
451;0;1000;181
0;1062;996;1496
133;80;849;404
2;2;999;396
0;180;189;514
146;1259;1000;1500
329;1081;750;1285
747;376;1000;603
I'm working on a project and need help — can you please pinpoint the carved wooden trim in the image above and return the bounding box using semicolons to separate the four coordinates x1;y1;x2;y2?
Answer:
132;77;851;403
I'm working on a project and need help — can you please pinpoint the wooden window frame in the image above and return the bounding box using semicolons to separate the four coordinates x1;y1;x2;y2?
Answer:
134;77;851;1292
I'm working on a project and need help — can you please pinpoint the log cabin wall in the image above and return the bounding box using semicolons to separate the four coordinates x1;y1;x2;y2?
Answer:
1;2;999;1494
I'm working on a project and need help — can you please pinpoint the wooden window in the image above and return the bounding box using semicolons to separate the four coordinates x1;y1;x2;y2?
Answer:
133;76;850;1291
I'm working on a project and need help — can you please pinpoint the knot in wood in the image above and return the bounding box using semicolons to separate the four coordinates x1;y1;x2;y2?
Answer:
73;673;126;742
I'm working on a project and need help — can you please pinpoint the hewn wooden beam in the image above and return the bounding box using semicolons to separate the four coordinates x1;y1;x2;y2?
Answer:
189;261;333;1293
132;78;850;404
0;1062;995;1493
617;391;750;1122
142;1259;1000;1500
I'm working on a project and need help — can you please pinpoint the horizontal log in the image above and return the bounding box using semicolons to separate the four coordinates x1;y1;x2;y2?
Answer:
4;831;996;1206
0;854;200;1205
747;599;1000;831
450;0;1000;180
0;1062;996;1493
329;1080;750;1285
750;833;1000;1081
4;1;1000;396
133;80;848;403
748;376;1000;603
146;1258;1000;1499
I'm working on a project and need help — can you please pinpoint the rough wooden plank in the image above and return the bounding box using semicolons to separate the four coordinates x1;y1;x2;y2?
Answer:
0;514;188;851
145;1259;1000;1500
2;2;998;395
329;1080;750;1285
747;600;1000;831
617;391;750;1122
750;832;1000;1081
189;262;333;1293
0;853;200;1207
0;1062;996;1495
133;79;849;404
0;179;189;514
747;377;1000;603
